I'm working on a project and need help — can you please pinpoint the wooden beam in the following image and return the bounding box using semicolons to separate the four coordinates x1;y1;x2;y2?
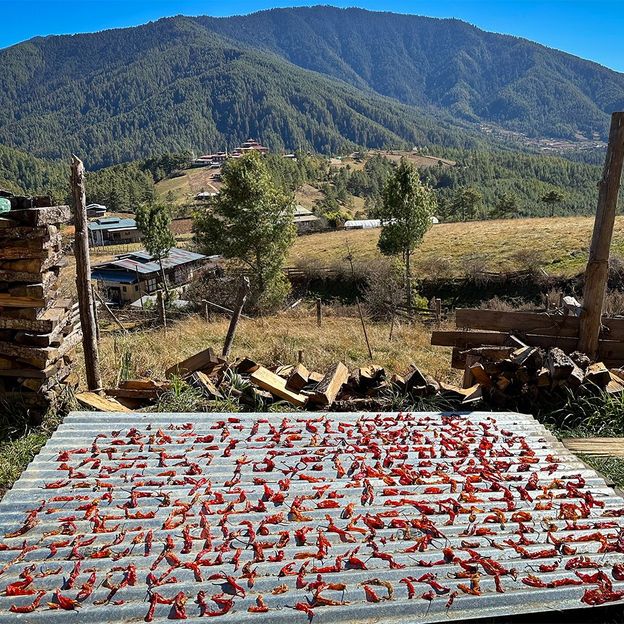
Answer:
455;308;580;337
71;156;102;391
579;112;624;356
250;366;308;407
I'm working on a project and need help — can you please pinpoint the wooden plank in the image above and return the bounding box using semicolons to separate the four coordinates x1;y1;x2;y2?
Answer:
311;362;349;407
166;347;217;378
0;293;46;308
190;371;223;399
250;366;307;408
4;205;70;227
563;437;624;457
286;363;309;392
75;391;133;412
455;308;580;337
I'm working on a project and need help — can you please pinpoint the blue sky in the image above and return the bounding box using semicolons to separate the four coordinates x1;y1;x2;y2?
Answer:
2;1;623;72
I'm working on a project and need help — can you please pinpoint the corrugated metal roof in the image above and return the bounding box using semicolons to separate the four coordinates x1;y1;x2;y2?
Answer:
92;247;207;276
0;411;623;622
87;217;137;232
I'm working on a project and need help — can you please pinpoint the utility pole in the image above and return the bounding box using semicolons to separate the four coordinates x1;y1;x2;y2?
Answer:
71;155;102;391
578;113;624;357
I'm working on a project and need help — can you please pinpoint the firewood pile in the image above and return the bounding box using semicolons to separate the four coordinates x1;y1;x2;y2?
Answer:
460;344;624;409
0;192;81;408
76;346;478;412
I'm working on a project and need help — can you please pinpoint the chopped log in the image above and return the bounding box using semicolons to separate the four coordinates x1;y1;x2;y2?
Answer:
311;362;349;407
4;205;70;227
236;358;259;374
547;347;575;380
565;363;585;388
274;365;294;378
461;384;483;404
607;372;624;394
308;371;324;384
585;362;611;387
358;365;385;386
536;367;551;387
286;363;309;392
119;378;172;392
190;371;223;399
511;346;539;367
76;392;133;412
403;364;428;392
166;347;217;378
469;362;492;387
250;366;307;408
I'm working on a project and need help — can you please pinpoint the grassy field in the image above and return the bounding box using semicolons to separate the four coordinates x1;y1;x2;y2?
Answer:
156;167;222;205
92;310;457;388
289;215;624;277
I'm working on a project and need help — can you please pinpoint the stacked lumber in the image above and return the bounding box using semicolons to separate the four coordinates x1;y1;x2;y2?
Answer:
0;194;81;407
459;344;624;409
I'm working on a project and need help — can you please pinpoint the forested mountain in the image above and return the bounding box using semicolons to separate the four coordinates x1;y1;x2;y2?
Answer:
0;7;622;170
0;17;477;169
201;6;624;141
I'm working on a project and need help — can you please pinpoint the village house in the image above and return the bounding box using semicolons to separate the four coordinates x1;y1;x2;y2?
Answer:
294;205;324;234
91;247;211;304
87;216;141;246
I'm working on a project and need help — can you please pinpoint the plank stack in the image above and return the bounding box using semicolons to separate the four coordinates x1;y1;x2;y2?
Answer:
0;192;81;409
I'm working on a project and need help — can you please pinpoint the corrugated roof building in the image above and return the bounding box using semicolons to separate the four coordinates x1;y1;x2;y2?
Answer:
87;216;140;247
91;247;213;304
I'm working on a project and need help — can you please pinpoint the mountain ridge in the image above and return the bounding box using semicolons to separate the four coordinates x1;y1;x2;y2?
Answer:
0;7;622;168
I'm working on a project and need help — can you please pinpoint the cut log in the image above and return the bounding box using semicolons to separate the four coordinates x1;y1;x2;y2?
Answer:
166;347;217;378
607;372;624;394
403;364;428;392
119;378;172;392
536;367;551;387
358;365;385;385
469;362;492;386
5;205;70;227
250;366;307;408
310;362;349;407
76;392;133;412
308;371;324;384
190;371;223;399
547;347;575;380
236;358;259;374
585;362;611;387
286;363;309;392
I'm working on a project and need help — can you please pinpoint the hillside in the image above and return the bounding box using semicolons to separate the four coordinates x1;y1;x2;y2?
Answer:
0;17;476;169
289;215;624;278
202;6;624;141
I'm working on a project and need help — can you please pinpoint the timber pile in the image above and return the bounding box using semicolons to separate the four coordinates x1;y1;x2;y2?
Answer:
0;193;81;407
459;344;624;410
77;346;475;412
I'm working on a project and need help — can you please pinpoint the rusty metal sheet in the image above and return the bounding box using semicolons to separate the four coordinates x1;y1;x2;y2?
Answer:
0;411;623;623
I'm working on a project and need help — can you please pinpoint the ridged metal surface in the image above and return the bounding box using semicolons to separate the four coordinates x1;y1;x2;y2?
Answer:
0;410;623;623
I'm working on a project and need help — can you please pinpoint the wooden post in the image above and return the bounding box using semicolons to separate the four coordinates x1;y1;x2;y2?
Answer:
91;284;100;342
356;297;374;360
71;155;102;392
92;288;127;333
316;298;322;327
157;290;167;332
205;302;210;323
579;112;624;356
222;276;250;358
435;298;442;327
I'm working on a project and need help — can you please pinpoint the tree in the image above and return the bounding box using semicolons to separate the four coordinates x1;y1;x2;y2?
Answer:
135;201;176;294
450;186;483;221
194;152;296;310
542;189;565;217
492;193;519;219
374;158;435;311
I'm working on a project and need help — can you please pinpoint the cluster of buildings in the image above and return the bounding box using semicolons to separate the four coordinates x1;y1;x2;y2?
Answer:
192;139;269;168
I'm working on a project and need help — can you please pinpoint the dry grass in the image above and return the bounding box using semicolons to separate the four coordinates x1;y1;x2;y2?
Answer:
91;310;458;388
289;215;624;277
155;168;223;205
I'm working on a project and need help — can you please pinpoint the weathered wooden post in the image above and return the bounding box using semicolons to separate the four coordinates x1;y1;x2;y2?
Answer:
316;297;322;327
157;290;167;332
578;113;624;357
222;276;250;357
71;155;102;392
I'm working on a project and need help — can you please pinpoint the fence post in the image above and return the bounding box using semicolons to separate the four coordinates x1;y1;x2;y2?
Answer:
222;276;250;358
157;290;167;333
579;112;624;356
71;155;102;392
316;298;322;327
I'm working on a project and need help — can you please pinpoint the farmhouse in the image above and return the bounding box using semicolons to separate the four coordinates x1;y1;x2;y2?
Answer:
294;205;324;233
87;216;141;246
91;247;210;304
